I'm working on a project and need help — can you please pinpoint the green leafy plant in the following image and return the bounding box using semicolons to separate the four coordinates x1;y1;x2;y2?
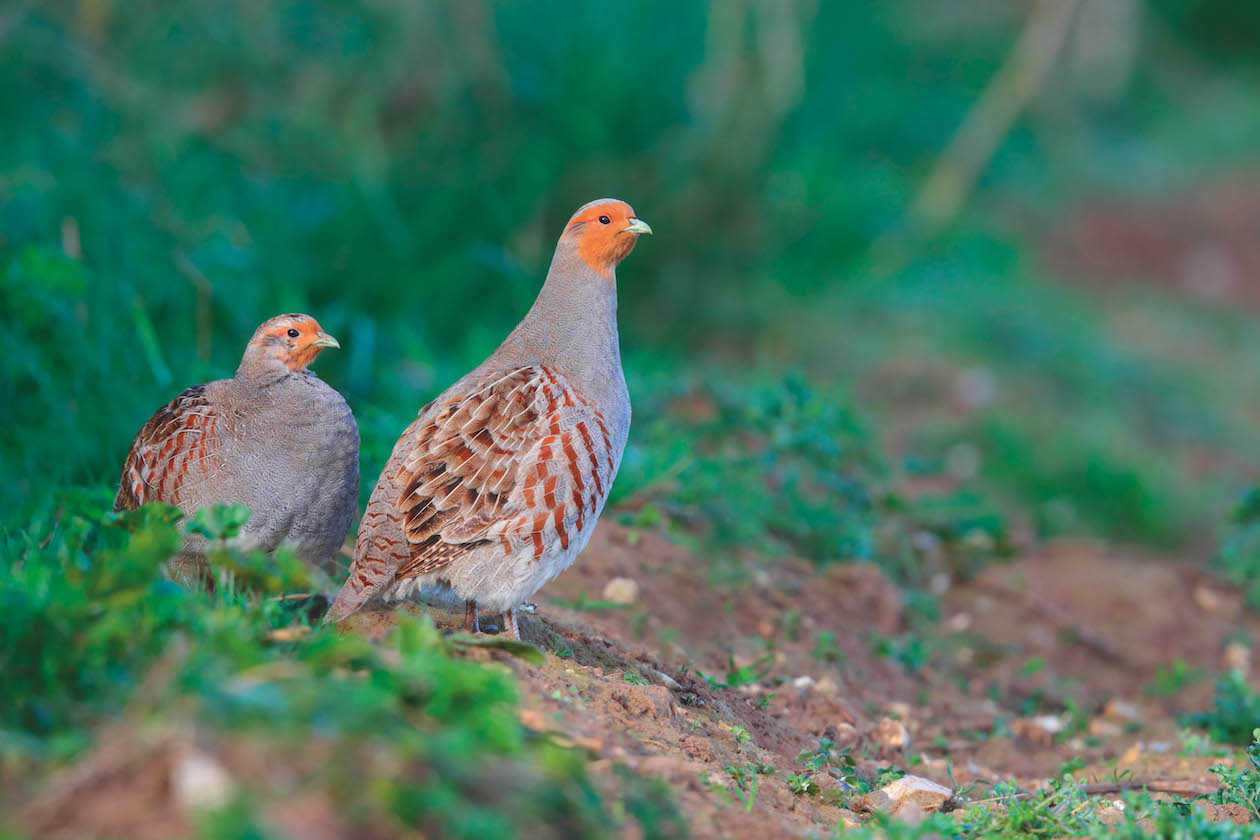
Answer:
1204;729;1260;822
1147;659;1206;698
548;592;627;612
1185;669;1260;745
868;631;932;673
724;763;770;813
812;631;843;664
954;775;1096;839
1216;487;1260;611
0;499;655;837
785;773;819;796
696;653;774;691
795;737;868;798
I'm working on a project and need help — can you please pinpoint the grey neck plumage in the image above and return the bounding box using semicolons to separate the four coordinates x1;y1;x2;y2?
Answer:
490;239;623;400
235;351;299;387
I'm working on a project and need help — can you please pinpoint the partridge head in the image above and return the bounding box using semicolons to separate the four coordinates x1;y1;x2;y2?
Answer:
238;314;341;376
562;199;653;278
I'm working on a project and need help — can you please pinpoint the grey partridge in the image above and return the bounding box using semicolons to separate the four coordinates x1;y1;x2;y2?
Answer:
115;314;360;581
326;199;651;637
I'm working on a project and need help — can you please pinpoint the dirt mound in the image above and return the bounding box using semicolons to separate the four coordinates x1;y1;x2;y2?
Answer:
344;526;1257;836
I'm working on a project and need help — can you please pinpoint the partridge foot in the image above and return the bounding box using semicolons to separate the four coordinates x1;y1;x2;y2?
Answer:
501;606;520;640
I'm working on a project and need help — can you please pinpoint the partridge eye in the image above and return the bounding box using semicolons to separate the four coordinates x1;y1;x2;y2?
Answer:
287;328;301;338
598;215;611;225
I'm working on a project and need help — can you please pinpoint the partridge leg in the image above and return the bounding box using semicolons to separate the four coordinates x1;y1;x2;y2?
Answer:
501;606;519;640
464;599;480;634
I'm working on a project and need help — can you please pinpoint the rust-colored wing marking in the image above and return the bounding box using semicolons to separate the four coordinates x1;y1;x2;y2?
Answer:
392;365;615;581
114;385;221;511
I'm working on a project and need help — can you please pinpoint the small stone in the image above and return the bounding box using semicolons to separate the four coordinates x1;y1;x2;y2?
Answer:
814;677;840;698
877;717;909;751
1010;715;1062;746
854;775;952;818
1088;718;1123;737
266;625;309;642
640;665;681;690
173;752;235;811
1102;699;1141;722
518;708;547;730
602;577;639;604
1118;742;1142;766
1095;802;1126;827
1194;585;1223;614
829;722;860;745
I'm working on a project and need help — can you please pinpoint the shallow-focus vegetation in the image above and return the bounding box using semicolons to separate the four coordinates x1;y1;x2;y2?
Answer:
6;1;1260;836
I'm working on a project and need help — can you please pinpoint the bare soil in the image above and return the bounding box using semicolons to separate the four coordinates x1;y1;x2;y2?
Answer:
352;525;1260;837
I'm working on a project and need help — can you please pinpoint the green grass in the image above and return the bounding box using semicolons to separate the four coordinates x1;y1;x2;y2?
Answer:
836;735;1260;838
0;496;661;838
6;1;1260;555
1186;671;1260;747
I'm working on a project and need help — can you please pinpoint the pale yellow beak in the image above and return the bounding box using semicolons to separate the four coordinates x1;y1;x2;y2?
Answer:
623;218;653;236
312;332;340;350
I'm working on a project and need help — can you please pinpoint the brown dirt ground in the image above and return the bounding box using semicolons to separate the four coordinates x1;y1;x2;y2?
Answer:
343;525;1259;837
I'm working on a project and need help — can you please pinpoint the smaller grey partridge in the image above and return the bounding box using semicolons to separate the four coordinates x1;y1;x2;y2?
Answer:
326;199;650;637
115;314;360;580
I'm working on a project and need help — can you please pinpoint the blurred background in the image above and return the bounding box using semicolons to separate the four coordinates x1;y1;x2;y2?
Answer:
5;0;1260;595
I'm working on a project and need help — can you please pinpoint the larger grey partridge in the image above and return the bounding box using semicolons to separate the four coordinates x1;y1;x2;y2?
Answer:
115;314;360;580
325;199;651;636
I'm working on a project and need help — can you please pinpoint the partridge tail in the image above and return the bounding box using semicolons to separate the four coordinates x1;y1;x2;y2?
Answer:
323;505;401;624
113;484;139;513
324;580;373;624
324;558;393;623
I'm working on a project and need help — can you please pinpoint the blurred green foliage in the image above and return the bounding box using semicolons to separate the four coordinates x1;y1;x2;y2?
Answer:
6;0;1260;558
1187;670;1260;747
1215;488;1260;611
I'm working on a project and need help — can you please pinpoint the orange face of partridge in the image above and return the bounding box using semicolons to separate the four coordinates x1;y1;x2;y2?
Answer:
247;314;341;371
562;200;653;278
